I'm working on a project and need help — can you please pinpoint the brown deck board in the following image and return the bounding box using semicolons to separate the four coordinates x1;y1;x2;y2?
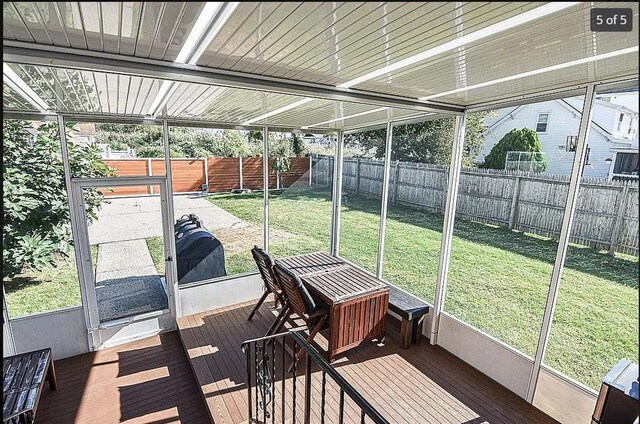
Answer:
35;331;209;424
177;300;558;424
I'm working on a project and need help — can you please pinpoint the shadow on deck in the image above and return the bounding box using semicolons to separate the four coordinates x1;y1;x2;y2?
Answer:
36;332;209;424
177;300;558;424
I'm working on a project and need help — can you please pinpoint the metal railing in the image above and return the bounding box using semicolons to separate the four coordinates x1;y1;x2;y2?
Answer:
241;330;390;424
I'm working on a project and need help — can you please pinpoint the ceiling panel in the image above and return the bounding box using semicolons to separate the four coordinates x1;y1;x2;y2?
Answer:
256;98;426;130
5;63;164;116
2;2;206;60
163;83;307;124
3;82;37;111
351;2;639;103
5;63;436;131
3;2;639;117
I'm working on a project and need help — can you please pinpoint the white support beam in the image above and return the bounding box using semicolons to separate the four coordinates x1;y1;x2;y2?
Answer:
525;84;597;402
331;132;345;256
162;118;180;318
263;126;270;251
57;114;96;350
430;113;467;344
376;122;394;279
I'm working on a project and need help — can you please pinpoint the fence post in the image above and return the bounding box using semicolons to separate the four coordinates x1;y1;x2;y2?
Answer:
608;184;629;255
392;161;400;203
204;157;209;192
314;155;319;185
239;156;244;190
308;155;312;186
508;176;521;230
148;158;153;194
355;158;361;195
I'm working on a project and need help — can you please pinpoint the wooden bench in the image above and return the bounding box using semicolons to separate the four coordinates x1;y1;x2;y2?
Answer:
388;285;430;349
3;348;57;424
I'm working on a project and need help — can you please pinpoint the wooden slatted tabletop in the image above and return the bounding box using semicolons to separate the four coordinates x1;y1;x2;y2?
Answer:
302;265;388;303
276;251;347;277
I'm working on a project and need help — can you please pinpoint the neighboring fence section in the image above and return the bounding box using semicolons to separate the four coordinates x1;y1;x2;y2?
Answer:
103;156;313;196
312;155;639;256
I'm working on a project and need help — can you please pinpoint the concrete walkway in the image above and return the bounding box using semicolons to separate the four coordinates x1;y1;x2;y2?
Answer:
88;194;246;244
94;239;167;322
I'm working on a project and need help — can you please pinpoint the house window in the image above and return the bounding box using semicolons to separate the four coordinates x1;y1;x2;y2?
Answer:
584;147;591;165
536;113;549;133
613;152;639;175
617;113;625;131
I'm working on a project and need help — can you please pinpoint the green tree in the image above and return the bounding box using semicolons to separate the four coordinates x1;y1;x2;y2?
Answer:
344;112;491;166
248;130;263;143
3;120;112;277
482;127;547;171
290;133;305;157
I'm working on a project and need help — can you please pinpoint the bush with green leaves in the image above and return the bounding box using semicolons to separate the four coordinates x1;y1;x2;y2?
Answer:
482;127;547;171
3;120;112;278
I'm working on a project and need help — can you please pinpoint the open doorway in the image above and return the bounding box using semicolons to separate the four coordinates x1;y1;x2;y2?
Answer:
71;176;177;348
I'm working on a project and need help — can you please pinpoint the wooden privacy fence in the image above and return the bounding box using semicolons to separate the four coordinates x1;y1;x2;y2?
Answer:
103;156;312;196
312;155;639;256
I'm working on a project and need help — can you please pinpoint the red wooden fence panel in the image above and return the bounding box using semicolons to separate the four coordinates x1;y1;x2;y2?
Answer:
207;158;240;192
151;159;205;192
102;159;151;196
102;156;311;196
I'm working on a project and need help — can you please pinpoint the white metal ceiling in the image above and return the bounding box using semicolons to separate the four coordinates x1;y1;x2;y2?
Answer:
2;63;426;130
2;2;639;129
3;2;207;60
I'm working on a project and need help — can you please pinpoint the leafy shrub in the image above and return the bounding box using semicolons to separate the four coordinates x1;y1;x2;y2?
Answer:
3;120;112;277
482;127;547;170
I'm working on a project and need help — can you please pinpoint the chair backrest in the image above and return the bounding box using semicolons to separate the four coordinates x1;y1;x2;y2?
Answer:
251;246;280;296
272;262;317;318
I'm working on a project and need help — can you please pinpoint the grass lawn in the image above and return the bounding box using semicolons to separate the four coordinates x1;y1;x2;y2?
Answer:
207;187;639;390
3;245;97;318
146;236;166;276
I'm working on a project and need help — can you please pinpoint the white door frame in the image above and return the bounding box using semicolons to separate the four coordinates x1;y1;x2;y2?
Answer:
3;285;17;356
70;176;178;349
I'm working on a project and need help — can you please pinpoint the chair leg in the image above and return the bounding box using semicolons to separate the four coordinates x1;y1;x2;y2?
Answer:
288;316;326;373
266;306;291;337
247;290;270;321
47;359;57;391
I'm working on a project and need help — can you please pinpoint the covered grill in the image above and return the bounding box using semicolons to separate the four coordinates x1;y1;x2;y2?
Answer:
174;215;227;284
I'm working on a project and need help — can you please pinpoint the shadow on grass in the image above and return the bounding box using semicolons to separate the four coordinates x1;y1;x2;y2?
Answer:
213;187;638;289
3;275;41;294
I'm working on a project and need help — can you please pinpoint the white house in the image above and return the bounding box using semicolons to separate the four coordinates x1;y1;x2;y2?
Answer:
478;94;639;180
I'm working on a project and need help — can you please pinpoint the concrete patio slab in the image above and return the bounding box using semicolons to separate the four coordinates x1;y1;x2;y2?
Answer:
88;194;246;244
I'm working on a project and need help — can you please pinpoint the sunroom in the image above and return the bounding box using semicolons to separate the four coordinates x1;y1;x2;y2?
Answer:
2;2;639;424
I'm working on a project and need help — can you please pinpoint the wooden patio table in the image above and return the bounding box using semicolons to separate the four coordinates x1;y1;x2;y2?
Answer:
277;252;389;362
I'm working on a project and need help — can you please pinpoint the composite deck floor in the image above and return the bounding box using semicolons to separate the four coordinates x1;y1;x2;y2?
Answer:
36;331;209;424
177;300;558;424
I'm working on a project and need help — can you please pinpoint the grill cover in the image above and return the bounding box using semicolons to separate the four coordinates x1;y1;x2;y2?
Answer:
175;228;227;284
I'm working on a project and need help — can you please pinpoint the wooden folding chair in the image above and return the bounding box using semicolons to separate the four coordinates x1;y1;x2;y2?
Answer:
272;262;329;371
248;246;285;321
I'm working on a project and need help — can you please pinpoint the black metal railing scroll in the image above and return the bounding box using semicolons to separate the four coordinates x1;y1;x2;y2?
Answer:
242;330;390;424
